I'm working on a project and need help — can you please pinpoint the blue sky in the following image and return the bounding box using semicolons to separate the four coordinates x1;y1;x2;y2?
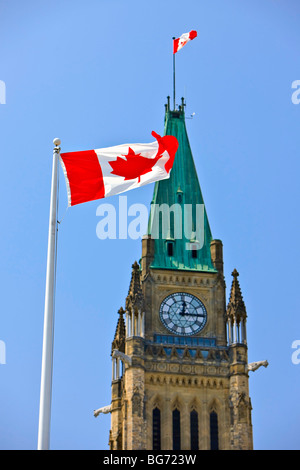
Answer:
0;0;299;450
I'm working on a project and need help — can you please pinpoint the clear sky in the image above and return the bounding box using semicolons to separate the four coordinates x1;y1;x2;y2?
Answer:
0;0;299;450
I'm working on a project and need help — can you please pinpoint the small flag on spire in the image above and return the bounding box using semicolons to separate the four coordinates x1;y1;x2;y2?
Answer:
173;30;197;54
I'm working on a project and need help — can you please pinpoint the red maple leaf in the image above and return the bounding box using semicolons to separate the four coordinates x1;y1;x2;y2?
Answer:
109;147;161;183
109;132;179;183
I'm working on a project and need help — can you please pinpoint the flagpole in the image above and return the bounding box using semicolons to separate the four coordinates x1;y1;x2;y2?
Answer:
172;37;176;110
37;138;61;450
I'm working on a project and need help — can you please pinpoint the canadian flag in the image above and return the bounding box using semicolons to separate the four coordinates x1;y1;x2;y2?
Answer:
59;131;178;206
173;30;197;54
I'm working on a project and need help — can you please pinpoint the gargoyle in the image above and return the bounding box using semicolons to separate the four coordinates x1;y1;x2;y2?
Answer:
247;360;269;372
112;349;132;366
93;405;112;417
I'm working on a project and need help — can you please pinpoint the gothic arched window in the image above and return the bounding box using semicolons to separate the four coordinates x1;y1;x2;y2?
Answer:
210;411;219;450
190;410;199;450
172;408;181;450
152;407;161;450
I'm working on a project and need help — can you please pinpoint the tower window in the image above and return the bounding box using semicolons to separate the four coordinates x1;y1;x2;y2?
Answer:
210;411;219;450
152;408;161;450
190;410;199;450
167;241;174;257
176;185;183;204
172;409;181;450
191;245;198;259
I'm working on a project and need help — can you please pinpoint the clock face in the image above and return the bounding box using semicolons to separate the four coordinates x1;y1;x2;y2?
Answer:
159;292;207;336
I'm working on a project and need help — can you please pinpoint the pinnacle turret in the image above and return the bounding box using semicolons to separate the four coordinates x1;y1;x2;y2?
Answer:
111;307;126;353
125;261;144;313
227;269;247;322
226;269;247;345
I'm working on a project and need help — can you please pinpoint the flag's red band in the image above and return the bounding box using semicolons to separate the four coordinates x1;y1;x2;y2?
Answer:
60;150;105;206
189;30;197;40
173;38;180;54
151;131;179;173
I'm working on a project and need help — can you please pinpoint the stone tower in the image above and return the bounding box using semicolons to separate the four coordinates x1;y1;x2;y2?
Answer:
108;99;253;450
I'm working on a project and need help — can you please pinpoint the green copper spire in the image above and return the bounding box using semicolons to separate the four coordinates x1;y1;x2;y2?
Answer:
147;98;216;272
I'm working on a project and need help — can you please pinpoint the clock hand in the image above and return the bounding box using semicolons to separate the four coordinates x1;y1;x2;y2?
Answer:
179;300;187;316
180;312;205;318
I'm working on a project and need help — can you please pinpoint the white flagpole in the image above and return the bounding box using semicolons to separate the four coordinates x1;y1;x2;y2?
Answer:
37;138;61;450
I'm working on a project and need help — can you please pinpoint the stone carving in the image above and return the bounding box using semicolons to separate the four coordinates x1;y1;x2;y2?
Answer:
247;360;268;372
112;349;132;366
94;404;112;417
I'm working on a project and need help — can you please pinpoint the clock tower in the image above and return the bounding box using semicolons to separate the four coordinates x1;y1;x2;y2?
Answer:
107;98;254;450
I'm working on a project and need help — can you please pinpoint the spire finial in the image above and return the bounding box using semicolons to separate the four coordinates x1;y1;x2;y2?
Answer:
118;307;125;316
232;268;239;278
132;261;139;271
167;96;170;112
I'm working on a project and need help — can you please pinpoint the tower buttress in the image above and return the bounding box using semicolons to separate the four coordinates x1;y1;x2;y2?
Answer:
123;261;146;450
141;235;154;278
227;270;253;450
110;307;126;450
210;239;224;275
